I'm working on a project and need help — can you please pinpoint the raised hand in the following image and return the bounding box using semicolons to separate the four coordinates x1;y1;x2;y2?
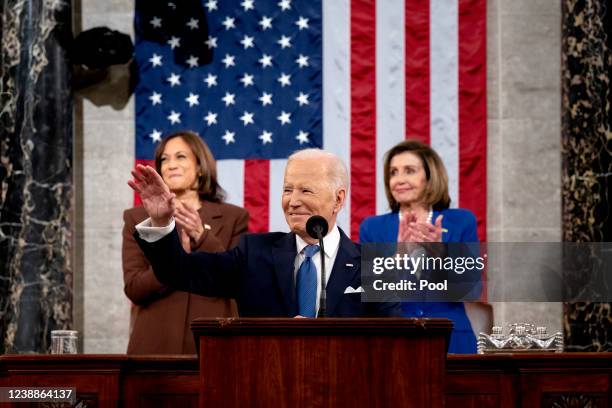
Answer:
174;201;204;242
128;164;176;226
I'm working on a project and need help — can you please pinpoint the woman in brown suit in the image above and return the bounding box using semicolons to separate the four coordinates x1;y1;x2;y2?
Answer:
123;131;248;354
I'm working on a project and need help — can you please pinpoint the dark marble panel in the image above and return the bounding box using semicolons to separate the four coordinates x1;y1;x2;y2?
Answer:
561;0;612;351
0;0;73;353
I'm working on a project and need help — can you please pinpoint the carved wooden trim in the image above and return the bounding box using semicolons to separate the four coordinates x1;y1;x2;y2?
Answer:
541;392;606;408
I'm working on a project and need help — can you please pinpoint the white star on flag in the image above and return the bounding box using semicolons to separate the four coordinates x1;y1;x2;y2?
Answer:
222;16;236;30
259;16;273;30
186;55;199;68
149;91;162;105
150;17;162;28
240;73;254;87
295;16;309;30
167;73;181;86
149;54;162;67
204;73;218;87
240;35;255;49
204;111;218;125
296;130;309;144
259;54;273;68
222;92;236;106
205;36;218;49
277;73;291;87
295;54;309;68
295;92;309;106
241;0;255;11
278;0;291;11
186;18;199;30
167;110;181;124
167;36;180;49
259;130;273;144
185;93;200;107
222;130;235;144
277;35;291;49
149;129;162;143
222;54;236;68
259;92;273;106
277;111;291;125
205;0;218;12
240;111;255;126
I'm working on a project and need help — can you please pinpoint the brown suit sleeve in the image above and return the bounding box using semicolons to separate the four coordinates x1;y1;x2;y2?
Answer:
122;209;171;305
190;224;225;253
190;204;249;252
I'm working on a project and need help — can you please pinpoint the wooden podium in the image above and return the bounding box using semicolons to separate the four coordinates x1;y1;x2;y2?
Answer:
191;318;452;407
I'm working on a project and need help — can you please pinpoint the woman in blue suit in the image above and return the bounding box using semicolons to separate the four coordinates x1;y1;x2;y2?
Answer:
360;140;479;353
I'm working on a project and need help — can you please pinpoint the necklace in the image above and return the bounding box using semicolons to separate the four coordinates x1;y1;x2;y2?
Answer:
426;208;433;224
399;208;433;223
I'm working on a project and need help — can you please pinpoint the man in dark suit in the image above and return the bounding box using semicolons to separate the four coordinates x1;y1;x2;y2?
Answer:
129;149;401;317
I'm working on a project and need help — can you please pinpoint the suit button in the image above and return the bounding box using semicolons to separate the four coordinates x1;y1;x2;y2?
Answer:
417;310;424;316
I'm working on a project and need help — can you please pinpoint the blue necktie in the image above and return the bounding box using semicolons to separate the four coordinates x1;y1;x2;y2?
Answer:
296;244;320;317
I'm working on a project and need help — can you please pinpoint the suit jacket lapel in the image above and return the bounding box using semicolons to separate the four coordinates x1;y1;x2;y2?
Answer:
272;232;298;316
199;201;224;237
326;229;360;316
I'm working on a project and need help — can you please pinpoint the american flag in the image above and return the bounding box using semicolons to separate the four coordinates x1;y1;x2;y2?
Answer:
134;0;487;241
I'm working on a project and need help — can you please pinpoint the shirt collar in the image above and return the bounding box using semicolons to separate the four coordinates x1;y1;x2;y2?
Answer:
295;224;341;258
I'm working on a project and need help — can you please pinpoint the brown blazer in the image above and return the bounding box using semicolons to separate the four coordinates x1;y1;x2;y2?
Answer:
123;201;248;354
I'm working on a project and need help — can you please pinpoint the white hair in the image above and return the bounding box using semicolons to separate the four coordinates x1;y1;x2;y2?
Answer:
287;148;348;192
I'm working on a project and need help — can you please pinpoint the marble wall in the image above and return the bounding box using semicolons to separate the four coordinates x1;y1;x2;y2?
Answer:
561;0;612;351
486;0;562;332
74;0;564;352
0;0;74;353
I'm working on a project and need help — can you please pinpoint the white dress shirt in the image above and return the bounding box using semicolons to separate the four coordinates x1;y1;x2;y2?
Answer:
135;217;176;242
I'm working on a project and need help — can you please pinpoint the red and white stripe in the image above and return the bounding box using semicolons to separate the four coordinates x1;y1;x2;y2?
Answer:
196;0;486;240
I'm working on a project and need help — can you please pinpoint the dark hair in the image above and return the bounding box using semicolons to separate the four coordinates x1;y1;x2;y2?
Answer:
383;140;451;212
154;131;225;202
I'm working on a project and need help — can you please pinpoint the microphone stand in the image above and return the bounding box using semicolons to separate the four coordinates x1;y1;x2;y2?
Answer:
315;225;326;318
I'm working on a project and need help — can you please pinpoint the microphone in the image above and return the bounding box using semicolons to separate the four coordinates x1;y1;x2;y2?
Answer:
306;215;329;239
306;215;329;317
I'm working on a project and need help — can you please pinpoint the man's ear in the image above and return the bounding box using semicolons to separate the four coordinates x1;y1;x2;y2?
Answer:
333;188;346;214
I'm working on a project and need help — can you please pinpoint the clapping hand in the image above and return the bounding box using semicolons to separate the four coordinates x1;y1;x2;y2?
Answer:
398;212;444;243
128;164;175;227
174;201;204;243
179;229;192;253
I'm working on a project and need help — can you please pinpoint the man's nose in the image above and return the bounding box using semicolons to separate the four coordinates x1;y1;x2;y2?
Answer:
288;191;303;207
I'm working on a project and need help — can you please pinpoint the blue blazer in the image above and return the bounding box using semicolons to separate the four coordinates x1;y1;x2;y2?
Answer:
360;208;479;353
136;227;402;318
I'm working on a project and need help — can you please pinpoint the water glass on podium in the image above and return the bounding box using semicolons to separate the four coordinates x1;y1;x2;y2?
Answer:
50;330;78;354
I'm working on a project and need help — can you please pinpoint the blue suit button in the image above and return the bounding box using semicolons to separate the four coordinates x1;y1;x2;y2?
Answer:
417;310;424;316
